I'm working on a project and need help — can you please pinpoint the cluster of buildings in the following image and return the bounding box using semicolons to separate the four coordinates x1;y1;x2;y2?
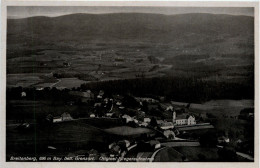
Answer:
46;112;73;123
121;114;150;127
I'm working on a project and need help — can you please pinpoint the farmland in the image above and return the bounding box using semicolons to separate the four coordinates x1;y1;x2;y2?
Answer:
5;12;255;162
104;126;154;136
6;120;114;159
7;14;254;89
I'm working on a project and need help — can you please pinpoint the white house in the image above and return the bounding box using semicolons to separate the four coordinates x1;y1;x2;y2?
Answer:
139;122;148;127
97;95;103;99
94;103;102;107
53;116;62;123
156;120;164;125
21;91;26;97
106;113;114;117
143;118;151;123
116;101;122;106
173;111;196;126
133;119;139;124
166;105;174;111
218;136;230;144
122;114;133;123
90;114;96;118
53;112;73;123
61;112;73;121
149;140;161;149
160;122;174;130
163;130;175;139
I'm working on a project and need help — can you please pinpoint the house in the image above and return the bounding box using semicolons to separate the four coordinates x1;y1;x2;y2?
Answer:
156;120;164;125
88;149;99;160
82;90;94;98
118;140;131;148
21;91;26;97
160;122;174;130
61;112;73;121
53;112;73;123
63;62;71;67
166;105;174;111
133;119;139;124
67;101;74;106
106;112;114;117
218;136;230;144
116;101;122;106
109;142;117;149
53;116;63;123
135;97;158;103
149;140;161;149
173;111;196;126
139;122;148;127
69;90;94;103
143;118;151;123
110;145;121;156
236;139;243;144
163;130;175;139
90;114;95;118
99;90;105;97
97;95;102;99
136;111;145;120
36;87;44;91
104;98;109;104
122;114;133;123
46;114;53;122
94;103;102;107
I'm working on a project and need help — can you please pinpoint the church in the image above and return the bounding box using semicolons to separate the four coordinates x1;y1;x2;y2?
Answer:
172;111;196;126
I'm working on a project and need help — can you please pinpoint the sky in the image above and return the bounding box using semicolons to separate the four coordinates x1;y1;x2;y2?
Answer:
7;6;254;19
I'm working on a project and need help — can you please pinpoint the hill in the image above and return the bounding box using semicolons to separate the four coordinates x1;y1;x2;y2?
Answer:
6;13;254;87
7;13;254;43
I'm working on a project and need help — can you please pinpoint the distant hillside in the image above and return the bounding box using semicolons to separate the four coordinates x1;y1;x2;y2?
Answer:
7;13;254;44
6;13;254;84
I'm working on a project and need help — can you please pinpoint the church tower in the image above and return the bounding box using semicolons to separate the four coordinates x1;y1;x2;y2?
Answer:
173;111;176;124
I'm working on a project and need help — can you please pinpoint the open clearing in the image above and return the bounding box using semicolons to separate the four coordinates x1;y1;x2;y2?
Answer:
53;78;87;88
171;99;254;117
104;126;153;136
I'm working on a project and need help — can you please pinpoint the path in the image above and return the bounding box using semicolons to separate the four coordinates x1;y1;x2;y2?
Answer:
149;147;167;162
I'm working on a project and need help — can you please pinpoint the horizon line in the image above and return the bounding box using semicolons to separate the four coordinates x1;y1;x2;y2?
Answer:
7;12;254;19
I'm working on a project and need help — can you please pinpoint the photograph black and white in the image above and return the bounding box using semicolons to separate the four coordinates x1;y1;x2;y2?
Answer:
5;5;256;162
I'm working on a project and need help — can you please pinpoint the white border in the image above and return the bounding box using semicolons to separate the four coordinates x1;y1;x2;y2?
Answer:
1;1;259;168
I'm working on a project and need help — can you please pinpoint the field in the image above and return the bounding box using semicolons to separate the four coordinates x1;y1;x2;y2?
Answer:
172;99;254;117
6;120;115;159
104;126;154;136
153;147;183;162
173;146;219;161
6;100;94;122
78;118;124;129
53;78;87;88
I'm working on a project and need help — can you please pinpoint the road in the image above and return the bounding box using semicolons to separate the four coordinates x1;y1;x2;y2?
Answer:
236;152;254;161
149;147;167;162
49;79;61;88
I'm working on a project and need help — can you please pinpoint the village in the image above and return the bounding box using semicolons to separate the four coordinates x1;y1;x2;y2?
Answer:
12;88;254;162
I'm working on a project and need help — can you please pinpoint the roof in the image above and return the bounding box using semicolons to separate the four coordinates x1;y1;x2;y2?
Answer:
175;113;195;120
175;114;188;120
61;112;71;117
149;140;160;145
112;145;121;152
157;120;164;124
53;116;62;119
161;122;174;127
163;130;174;136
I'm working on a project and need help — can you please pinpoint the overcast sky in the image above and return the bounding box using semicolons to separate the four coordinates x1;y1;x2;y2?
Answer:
7;6;254;19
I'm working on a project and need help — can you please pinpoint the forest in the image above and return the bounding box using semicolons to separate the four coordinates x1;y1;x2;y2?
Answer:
7;76;254;104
